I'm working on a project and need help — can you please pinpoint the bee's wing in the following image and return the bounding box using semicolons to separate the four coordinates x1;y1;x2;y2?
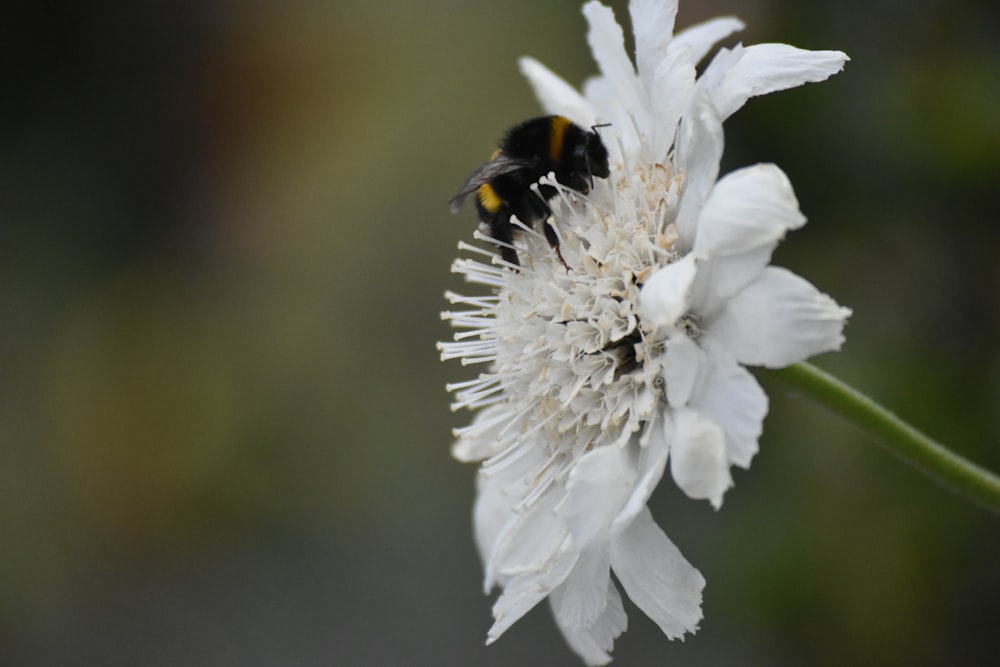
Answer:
449;154;537;213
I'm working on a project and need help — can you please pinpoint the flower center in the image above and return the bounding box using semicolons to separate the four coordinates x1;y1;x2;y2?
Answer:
485;162;685;447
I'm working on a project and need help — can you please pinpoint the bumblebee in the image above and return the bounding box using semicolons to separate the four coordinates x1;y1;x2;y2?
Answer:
450;115;610;268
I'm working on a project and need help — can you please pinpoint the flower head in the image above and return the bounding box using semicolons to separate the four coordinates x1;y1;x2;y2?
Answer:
440;0;850;663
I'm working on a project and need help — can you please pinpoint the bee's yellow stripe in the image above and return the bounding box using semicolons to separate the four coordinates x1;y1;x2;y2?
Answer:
477;182;503;213
549;115;570;162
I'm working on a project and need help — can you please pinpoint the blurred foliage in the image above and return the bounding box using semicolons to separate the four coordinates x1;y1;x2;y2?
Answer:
0;0;997;664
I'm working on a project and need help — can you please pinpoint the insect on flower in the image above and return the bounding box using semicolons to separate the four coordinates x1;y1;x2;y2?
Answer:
449;115;610;269
441;1;852;663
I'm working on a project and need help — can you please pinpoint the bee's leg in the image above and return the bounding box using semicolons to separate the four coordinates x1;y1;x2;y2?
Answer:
487;214;520;269
519;192;570;271
500;245;521;268
542;218;570;271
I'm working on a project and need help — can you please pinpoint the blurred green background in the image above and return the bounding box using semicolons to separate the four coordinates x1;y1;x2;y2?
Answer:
1;0;997;664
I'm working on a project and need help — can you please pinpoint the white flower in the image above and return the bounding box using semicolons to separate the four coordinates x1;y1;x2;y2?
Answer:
439;0;850;663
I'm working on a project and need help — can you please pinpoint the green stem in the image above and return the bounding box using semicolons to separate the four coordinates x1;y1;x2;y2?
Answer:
769;362;1000;514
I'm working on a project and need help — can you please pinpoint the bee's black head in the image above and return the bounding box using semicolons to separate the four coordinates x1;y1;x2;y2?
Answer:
566;127;610;193
585;128;610;180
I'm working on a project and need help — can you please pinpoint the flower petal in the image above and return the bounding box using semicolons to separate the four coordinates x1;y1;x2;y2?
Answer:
451;404;514;462
583;0;651;159
493;485;568;577
584;1;644;110
672;16;745;66
555;610;626;667
612;418;671;531
582;76;633;164
694;163;805;259
699;43;849;120
648;40;696;163
549;564;628;665
473;443;556;589
550;545;614;630
629;0;678;88
705;266;851;368
583;0;652;161
688;245;774;318
488;551;579;644
610;507;704;639
519;56;600;127
689;163;806;312
670;406;732;508
551;557;628;667
663;333;701;407
638;253;697;331
674;90;724;248
561;445;635;549
473;486;515;591
689;346;768;468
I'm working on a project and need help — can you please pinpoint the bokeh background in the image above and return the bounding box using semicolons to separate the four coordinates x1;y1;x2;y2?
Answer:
2;0;998;664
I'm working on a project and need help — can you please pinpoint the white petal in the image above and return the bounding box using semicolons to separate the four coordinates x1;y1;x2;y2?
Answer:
688;245;774;318
629;0;678;86
549;546;614;632
583;2;651;142
473;443;554;589
557;606;627;667
487;551;579;644
648;41;696;162
670;406;732;508
699;43;849;120
452;438;490;463
674;90;724;248
556;610;625;667
612;419;670;530
672;16;745;66
493;485;568;576
688;346;768;468
689;163;806;312
705;266;851;368
638;253;697;331
582;76;633;164
694;163;805;259
519;57;599;127
473;486;515;591
451;404;512;462
552;557;628;667
561;445;635;549
663;334;701;407
556;626;614;666
610;507;704;639
584;2;641;99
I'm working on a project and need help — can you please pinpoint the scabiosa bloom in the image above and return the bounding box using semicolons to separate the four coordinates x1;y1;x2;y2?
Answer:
439;0;850;663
